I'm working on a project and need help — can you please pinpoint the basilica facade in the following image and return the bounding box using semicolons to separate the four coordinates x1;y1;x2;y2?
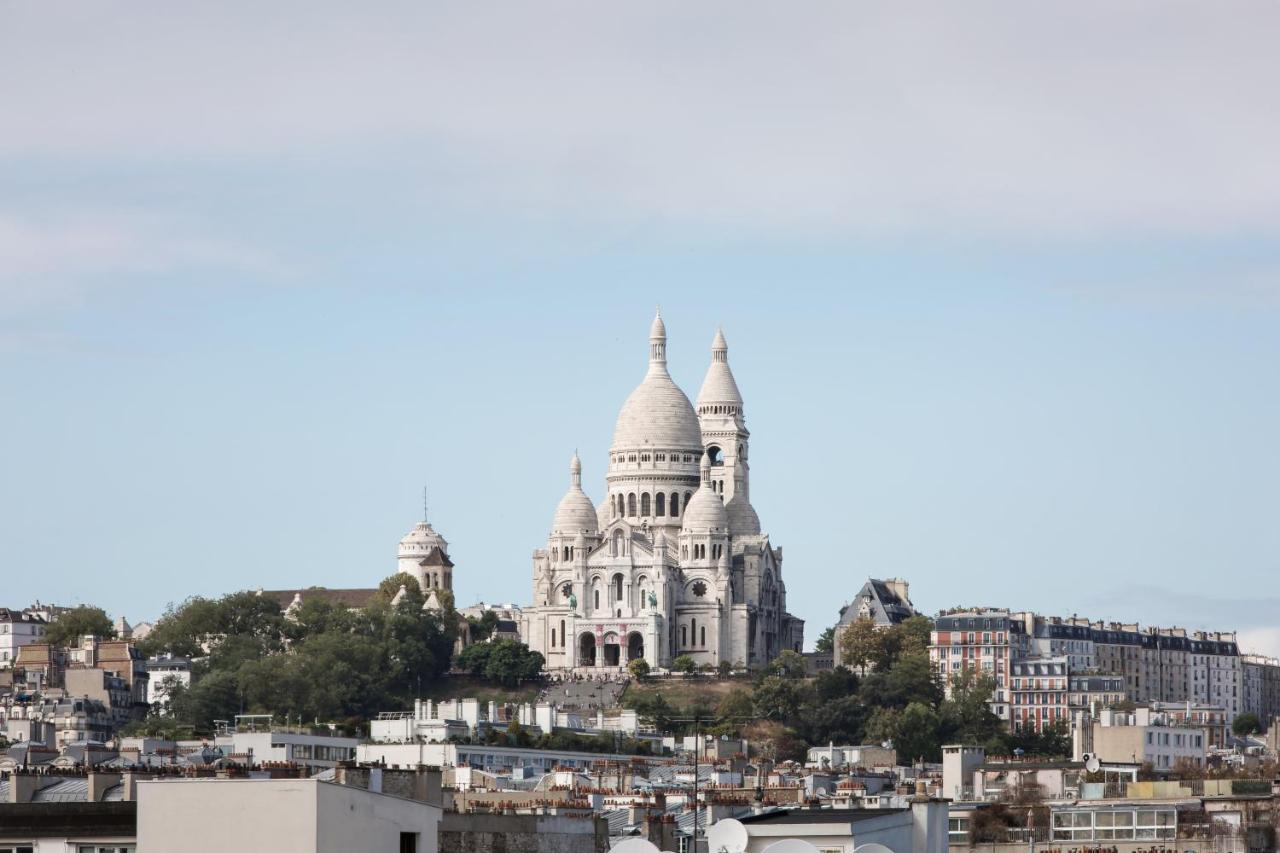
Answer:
522;311;803;673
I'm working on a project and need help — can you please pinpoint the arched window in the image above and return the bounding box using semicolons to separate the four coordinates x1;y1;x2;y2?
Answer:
560;619;566;646
641;493;651;516
594;588;600;610
551;628;557;647
685;491;692;510
681;626;688;647
655;493;665;516
670;492;679;517
701;626;706;647
612;573;623;602
691;617;698;646
628;493;636;516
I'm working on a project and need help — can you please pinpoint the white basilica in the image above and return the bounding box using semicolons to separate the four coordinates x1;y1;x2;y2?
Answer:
523;311;804;673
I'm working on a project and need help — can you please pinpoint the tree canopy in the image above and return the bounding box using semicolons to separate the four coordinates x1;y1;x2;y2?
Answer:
45;606;116;648
139;580;461;735
455;639;545;687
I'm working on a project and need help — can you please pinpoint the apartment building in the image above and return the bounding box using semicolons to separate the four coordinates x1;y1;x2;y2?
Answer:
932;609;1253;735
1009;657;1069;733
1030;616;1098;673
1068;674;1127;712
1241;654;1280;723
930;610;1031;721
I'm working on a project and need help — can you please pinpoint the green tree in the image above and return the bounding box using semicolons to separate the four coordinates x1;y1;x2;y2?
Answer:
137;596;224;658
45;606;116;648
939;669;1003;745
672;654;697;674
796;695;867;746
716;688;755;721
896;701;942;763
838;618;884;673
1233;713;1261;736
812;667;859;702
481;640;545;687
881;615;933;662
467;610;500;643
815;626;836;654
764;650;807;680
375;573;425;609
457;640;543;687
627;691;676;732
627;658;651;681
752;675;803;722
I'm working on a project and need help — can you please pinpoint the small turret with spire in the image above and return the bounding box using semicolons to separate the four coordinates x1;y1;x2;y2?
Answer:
648;307;667;373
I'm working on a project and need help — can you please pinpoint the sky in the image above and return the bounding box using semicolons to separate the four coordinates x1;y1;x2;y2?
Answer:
2;2;1278;655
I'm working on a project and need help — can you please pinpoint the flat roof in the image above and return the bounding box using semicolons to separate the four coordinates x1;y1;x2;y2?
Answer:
740;808;908;825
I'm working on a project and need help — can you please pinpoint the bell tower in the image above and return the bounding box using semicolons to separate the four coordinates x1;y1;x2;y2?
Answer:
696;328;750;503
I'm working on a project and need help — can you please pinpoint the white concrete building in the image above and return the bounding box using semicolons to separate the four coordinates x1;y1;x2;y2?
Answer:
358;740;665;775
707;796;948;853
0;608;46;669
136;777;440;853
1076;707;1209;771
144;655;192;711
213;729;359;771
523;312;803;673
805;744;898;771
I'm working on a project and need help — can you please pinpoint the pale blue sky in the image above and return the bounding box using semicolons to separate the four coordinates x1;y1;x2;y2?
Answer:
2;2;1278;653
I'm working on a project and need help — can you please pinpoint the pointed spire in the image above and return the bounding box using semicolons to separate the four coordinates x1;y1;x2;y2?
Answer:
712;327;728;362
569;450;583;488
697;325;743;410
648;307;667;369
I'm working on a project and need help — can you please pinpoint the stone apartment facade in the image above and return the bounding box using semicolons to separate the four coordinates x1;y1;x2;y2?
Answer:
932;611;1271;734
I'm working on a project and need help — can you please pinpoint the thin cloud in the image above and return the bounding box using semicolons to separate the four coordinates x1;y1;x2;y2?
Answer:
0;209;284;314
2;2;1279;239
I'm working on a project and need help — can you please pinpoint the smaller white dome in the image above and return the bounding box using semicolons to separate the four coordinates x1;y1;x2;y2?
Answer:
399;521;448;559
725;494;761;536
682;455;728;533
552;452;599;536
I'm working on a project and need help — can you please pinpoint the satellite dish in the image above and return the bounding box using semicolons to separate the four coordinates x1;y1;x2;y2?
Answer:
1085;756;1101;773
707;818;750;853
761;841;822;853
611;840;661;853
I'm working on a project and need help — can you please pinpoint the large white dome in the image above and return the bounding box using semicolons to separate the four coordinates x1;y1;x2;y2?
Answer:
612;372;702;451
611;310;703;452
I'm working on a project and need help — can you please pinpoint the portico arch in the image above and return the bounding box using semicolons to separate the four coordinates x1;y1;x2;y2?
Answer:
627;632;645;662
603;632;621;667
578;632;597;667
